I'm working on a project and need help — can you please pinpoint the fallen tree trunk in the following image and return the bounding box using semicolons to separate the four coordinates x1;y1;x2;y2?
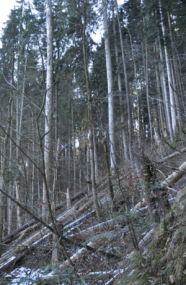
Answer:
38;243;121;282
69;219;116;240
0;197;93;269
55;188;87;211
2;188;88;244
162;161;186;187
38;242;94;281
156;147;186;164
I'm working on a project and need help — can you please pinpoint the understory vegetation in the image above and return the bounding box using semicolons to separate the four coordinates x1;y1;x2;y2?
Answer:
0;0;186;284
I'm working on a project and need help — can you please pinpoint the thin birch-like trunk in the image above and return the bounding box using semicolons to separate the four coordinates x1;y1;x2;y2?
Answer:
102;0;116;170
158;38;173;141
43;0;53;220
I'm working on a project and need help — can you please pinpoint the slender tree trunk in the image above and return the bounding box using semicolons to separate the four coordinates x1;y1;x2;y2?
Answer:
82;0;100;218
86;144;90;193
102;0;116;170
145;44;153;140
115;0;133;163
72;101;76;193
158;38;173;141
127;27;141;146
155;63;167;138
43;0;53;220
112;6;129;161
159;0;176;136
68;123;71;190
167;12;182;129
93;127;98;183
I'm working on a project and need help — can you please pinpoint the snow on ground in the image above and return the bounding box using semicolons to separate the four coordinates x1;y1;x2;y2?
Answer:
5;267;44;284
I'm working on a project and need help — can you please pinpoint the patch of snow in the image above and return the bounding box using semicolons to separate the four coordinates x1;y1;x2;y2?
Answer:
5;267;44;284
141;231;148;236
128;269;135;276
100;196;111;204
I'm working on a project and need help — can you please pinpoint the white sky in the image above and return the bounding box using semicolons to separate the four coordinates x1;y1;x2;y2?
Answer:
0;0;18;37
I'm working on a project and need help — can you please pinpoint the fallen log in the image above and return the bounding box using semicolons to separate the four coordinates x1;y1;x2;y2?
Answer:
2;220;36;244
156;147;186;164
0;197;94;271
55;188;87;211
68;219;116;240
162;161;186;187
2;188;88;245
38;243;121;282
134;199;146;210
38;242;94;281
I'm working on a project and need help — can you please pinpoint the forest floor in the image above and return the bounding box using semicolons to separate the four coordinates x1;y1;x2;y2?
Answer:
1;139;186;284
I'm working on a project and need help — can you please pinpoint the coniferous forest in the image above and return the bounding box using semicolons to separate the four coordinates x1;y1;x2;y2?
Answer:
1;0;186;284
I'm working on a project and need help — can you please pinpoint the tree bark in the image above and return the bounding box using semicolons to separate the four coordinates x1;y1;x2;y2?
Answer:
82;0;100;218
115;0;133;163
158;38;173;141
159;0;177;137
112;6;129;161
43;0;53;220
103;0;116;170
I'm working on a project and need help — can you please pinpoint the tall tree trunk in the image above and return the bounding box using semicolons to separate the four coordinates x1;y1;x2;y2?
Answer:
102;0;116;170
42;0;53;220
167;12;182;129
82;0;100;218
158;38;173;141
93;127;98;183
112;5;129;161
86;144;90;193
15;49;28;227
159;0;176;137
72;101;76;193
145;44;153;140
127;27;141;146
115;0;133;163
0;99;12;255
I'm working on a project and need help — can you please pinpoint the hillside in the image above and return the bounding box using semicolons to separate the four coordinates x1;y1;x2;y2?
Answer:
0;140;186;285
